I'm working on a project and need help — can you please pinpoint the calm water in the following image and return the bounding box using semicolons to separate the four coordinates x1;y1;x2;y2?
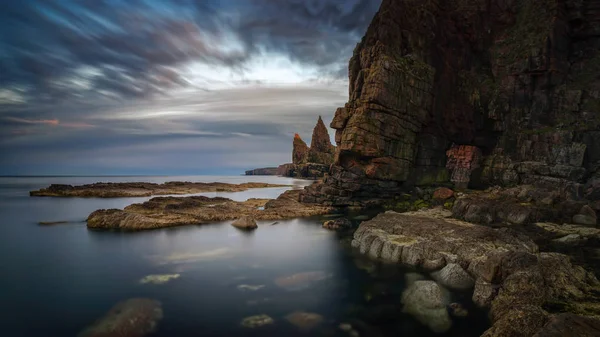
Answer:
0;176;489;337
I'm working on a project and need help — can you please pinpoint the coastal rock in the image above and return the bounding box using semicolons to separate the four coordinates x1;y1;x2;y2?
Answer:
573;205;597;226
240;314;274;328
31;181;287;198
301;0;600;206
284;311;324;330
293;133;309;165
244;167;278;176
401;280;452;333
87;190;332;230
307;116;335;165
78;298;163;337
231;216;258;230
432;187;454;200
533;313;600;337
139;274;180;285
323;218;352;230
352;209;600;337
431;263;475;290
274;271;331;291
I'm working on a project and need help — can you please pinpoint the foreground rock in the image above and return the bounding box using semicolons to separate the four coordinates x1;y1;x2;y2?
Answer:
87;190;332;230
31;181;288;198
401;280;452;333
322;218;352;230
353;210;600;336
231;216;258;230
284;311;324;330
79;298;162;337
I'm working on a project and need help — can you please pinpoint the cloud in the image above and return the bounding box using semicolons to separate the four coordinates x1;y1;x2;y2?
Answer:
0;0;381;175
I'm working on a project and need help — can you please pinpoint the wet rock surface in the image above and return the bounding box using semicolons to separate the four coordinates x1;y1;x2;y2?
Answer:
87;190;332;230
352;209;600;336
78;298;163;337
401;280;452;333
31;181;288;198
231;216;258;230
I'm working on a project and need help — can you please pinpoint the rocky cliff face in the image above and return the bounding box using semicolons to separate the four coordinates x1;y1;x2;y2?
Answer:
245;167;278;176
302;0;600;206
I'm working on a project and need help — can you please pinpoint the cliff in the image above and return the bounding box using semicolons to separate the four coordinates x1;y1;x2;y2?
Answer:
302;0;600;206
244;167;278;176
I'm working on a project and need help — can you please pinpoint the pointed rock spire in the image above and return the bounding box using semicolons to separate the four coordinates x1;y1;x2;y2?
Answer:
292;133;309;164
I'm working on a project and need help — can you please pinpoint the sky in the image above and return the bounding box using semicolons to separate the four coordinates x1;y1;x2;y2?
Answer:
0;0;381;176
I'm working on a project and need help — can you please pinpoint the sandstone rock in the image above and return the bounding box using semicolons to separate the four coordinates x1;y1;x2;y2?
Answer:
432;187;454;200
293;133;309;165
431;263;475;290
323;218;352;230
240;314;274;328
245;167;278;175
401;280;452;333
308;116;335;165
533;313;600;337
284;311;323;330
231;216;257;230
79;298;163;337
351;209;600;337
31;181;288;198
301;0;600;207
87;190;332;230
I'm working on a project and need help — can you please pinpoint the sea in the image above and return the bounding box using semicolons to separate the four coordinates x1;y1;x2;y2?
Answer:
0;176;489;337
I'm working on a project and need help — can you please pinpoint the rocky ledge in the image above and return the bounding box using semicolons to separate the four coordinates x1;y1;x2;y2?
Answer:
87;190;332;230
30;181;288;198
353;209;600;336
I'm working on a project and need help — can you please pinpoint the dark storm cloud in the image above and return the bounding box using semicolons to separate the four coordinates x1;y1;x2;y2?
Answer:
0;0;379;104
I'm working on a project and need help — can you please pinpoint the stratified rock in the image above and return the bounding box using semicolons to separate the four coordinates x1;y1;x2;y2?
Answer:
78;298;163;337
245;167;278;175
352;209;600;337
307;116;335;165
293;133;309;165
446;145;482;190
401;280;452;333
231;216;257;230
87;190;332;230
533;313;600;337
301;0;600;206
31;181;288;198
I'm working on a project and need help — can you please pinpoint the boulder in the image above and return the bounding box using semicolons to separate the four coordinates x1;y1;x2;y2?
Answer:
323;218;352;230
573;205;597;226
78;298;163;337
432;187;454;200
401;280;452;333
231;216;258;230
431;263;475;290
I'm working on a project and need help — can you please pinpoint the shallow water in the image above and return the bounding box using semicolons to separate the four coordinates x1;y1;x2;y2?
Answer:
0;176;489;337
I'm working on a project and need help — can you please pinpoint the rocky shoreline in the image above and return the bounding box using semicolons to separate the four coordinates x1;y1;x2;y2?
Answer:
352;207;600;336
30;181;288;198
86;190;332;230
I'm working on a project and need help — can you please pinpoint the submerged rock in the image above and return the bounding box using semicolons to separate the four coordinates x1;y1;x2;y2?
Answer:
323;218;352;230
237;284;265;291
231;216;257;230
449;303;469;318
240;314;274;328
401;280;452;333
284;311;324;330
78;298;163;337
139;274;180;285
274;271;331;291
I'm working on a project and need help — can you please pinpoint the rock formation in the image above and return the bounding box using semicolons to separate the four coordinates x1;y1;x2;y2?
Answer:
244;167;278;175
302;0;600;206
279;116;335;178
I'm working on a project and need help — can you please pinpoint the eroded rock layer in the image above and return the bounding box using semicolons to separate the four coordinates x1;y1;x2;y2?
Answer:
353;210;600;337
302;0;600;206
